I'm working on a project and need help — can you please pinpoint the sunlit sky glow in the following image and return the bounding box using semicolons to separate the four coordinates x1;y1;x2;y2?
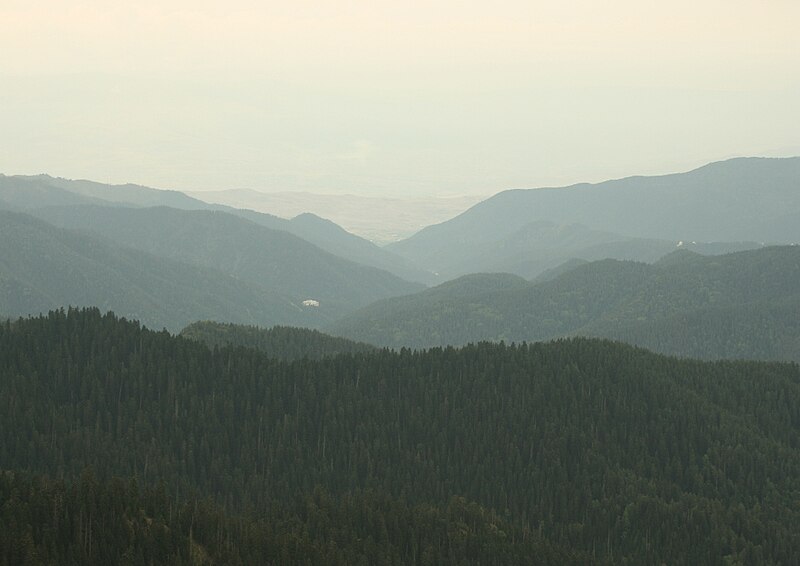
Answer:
1;1;798;195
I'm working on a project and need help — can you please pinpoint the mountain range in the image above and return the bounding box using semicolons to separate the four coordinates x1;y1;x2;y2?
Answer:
389;157;800;279
0;173;434;284
329;245;800;362
2;157;799;350
30;205;423;317
3;156;800;563
0;209;312;330
0;175;426;329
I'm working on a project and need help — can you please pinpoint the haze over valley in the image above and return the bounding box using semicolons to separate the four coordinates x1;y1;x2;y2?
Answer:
185;188;486;244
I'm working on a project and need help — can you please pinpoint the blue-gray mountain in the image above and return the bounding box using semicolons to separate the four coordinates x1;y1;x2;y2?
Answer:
0;210;314;331
30;205;422;317
0;173;434;283
0;206;422;330
389;157;799;279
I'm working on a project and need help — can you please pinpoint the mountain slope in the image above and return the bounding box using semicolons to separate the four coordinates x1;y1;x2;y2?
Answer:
0;210;325;330
232;209;435;284
1;173;433;283
0;174;110;210
389;157;800;276
31;204;423;318
427;220;761;279
3;308;800;563
29;174;211;209
592;301;800;362
329;246;800;360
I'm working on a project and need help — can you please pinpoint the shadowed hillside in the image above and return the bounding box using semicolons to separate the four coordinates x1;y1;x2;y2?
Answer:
329;246;800;361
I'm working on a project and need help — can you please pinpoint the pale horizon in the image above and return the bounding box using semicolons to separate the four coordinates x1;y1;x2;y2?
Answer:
2;1;798;197
4;154;798;200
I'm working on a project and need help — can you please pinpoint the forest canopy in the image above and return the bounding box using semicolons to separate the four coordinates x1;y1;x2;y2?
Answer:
1;308;799;563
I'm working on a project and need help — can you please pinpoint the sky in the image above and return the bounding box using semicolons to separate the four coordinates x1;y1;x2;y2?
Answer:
1;0;798;197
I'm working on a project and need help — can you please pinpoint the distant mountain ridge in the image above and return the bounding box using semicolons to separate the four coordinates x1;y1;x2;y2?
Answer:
329;245;800;362
233;209;434;283
0;173;434;283
0;174;113;210
0;209;315;331
30;205;424;321
21;174;211;209
389;157;800;278
0;175;427;329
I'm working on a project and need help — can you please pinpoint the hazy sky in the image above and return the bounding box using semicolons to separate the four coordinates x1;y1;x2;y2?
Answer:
1;1;798;196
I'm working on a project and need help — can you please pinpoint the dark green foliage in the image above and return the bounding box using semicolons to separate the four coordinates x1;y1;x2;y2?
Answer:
589;301;800;362
0;471;575;565
330;246;800;362
2;308;800;563
389;156;799;277
181;321;376;361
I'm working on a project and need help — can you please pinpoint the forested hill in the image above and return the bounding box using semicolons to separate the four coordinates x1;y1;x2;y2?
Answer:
180;320;376;360
329;245;800;361
2;308;800;563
